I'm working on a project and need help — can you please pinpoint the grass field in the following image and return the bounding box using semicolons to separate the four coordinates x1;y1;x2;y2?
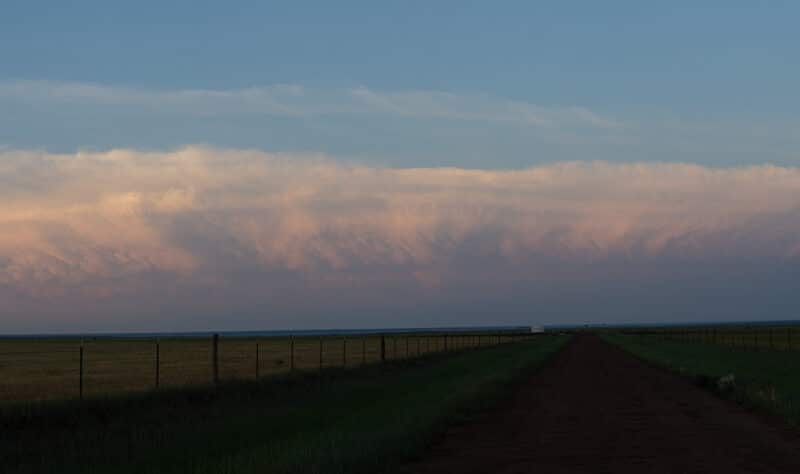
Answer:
605;333;800;425
1;335;566;474
0;333;512;403
617;325;800;351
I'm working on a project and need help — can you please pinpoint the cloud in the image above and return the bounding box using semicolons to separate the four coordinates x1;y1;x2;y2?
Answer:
0;80;618;129
348;87;621;128
6;80;800;169
1;147;799;331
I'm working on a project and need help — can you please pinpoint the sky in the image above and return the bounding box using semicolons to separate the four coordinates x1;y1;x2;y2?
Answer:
1;2;799;333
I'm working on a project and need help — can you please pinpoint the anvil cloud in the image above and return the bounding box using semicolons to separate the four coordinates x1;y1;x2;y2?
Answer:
1;147;799;333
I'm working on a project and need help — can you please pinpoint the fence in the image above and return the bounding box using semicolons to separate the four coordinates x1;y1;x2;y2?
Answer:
618;325;800;352
0;331;532;403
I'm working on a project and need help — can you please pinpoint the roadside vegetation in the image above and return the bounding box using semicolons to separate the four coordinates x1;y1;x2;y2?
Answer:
2;335;567;474
605;333;800;425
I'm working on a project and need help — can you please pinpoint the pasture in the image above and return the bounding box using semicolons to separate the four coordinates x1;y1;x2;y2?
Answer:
0;335;566;474
616;325;800;351
0;332;514;403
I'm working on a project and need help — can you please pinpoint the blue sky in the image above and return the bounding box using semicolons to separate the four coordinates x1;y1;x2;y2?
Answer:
2;2;800;332
2;1;799;167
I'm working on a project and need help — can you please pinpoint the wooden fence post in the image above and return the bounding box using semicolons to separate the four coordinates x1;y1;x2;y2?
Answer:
79;344;84;400
212;334;219;385
155;340;160;389
290;336;295;372
319;336;323;372
256;343;260;378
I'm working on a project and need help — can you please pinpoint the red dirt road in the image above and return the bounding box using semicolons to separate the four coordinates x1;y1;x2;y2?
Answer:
401;335;800;473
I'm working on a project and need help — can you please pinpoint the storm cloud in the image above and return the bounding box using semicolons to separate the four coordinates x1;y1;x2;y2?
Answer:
1;147;799;332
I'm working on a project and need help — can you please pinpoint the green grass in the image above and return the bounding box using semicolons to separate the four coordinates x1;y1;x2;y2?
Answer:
612;326;800;351
604;333;800;425
2;335;567;474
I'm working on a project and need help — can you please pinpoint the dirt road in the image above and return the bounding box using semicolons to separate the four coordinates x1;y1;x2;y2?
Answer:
401;335;800;473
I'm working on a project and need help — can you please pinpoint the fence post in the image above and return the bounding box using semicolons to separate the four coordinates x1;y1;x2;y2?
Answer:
79;343;84;400
212;334;220;386
290;336;295;372
380;334;386;362
155;340;160;389
256;343;260;379
319;336;323;372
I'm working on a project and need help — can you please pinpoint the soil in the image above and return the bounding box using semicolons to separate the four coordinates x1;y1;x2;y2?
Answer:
400;335;800;473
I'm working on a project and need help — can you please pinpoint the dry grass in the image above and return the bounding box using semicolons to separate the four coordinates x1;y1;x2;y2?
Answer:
0;333;506;402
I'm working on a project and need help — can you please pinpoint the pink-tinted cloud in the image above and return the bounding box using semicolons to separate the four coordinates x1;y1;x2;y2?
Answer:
1;147;799;332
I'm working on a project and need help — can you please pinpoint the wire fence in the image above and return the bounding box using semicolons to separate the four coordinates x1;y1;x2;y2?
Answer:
0;331;533;403
616;325;800;351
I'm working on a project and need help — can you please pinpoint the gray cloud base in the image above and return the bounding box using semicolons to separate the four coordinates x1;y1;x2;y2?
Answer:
1;147;799;333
